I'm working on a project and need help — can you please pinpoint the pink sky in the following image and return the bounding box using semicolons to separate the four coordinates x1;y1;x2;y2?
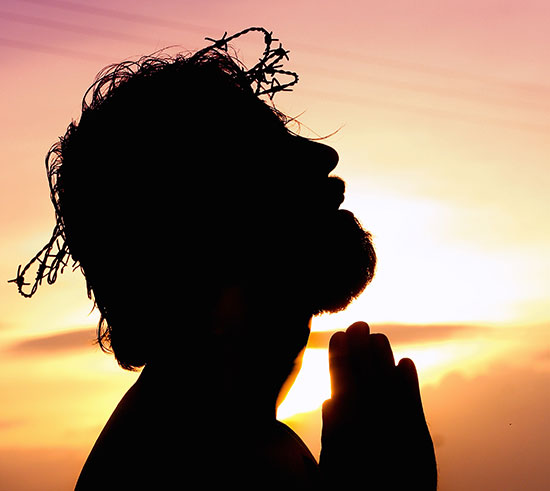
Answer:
1;1;549;489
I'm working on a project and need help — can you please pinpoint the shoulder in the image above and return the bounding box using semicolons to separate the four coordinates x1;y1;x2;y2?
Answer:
257;421;320;489
272;420;317;461
76;377;320;489
74;382;148;489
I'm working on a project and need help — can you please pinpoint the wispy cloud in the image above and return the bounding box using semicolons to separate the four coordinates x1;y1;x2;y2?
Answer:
308;323;483;348
535;348;550;362
0;419;23;430
288;357;550;491
5;328;96;355
6;323;491;354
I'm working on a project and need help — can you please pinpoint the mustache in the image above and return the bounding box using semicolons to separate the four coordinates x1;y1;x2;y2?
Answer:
326;176;346;210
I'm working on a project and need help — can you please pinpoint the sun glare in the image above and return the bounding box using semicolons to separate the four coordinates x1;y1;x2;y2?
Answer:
278;336;497;420
277;348;331;420
392;340;486;386
340;189;543;326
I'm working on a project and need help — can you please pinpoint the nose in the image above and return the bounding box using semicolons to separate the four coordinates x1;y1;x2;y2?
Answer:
318;142;339;174
298;139;339;175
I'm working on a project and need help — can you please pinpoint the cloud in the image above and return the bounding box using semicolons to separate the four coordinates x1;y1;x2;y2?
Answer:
8;323;482;355
0;419;23;430
5;328;97;356
535;348;550;361
0;447;87;491
421;363;550;491
308;323;482;349
284;358;550;491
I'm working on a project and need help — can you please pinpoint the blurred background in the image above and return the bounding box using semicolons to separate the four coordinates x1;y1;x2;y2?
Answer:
1;1;549;489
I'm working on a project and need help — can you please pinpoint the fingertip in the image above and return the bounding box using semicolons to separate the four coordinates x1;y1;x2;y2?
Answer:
346;321;370;335
328;330;347;353
398;357;415;367
370;332;391;348
329;329;346;342
397;358;423;400
398;357;418;374
370;333;395;368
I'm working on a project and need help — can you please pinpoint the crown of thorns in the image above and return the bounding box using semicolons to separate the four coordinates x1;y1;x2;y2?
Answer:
9;27;299;298
200;27;299;98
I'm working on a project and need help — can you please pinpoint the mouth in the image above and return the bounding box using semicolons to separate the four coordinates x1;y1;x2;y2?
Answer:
327;176;346;210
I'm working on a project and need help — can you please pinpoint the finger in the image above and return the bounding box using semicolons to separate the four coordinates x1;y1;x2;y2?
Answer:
345;321;370;336
345;321;371;382
396;357;425;418
369;333;396;374
328;330;351;398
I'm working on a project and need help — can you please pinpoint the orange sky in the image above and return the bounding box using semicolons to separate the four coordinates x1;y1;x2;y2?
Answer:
1;1;549;489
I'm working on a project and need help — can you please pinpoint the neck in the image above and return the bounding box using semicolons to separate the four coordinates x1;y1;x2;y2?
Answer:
139;344;280;423
139;286;312;423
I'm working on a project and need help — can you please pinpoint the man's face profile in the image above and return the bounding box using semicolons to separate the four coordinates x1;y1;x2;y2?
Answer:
258;131;376;319
12;30;376;372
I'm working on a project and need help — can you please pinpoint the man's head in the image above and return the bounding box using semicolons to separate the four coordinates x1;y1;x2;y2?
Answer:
16;30;376;371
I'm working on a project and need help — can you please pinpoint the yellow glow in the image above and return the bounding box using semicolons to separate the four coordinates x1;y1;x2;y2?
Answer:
279;333;510;420
278;348;330;420
392;340;489;386
1;8;550;490
340;189;546;326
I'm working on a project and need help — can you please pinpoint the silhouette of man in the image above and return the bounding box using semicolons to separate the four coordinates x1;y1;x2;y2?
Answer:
13;28;437;490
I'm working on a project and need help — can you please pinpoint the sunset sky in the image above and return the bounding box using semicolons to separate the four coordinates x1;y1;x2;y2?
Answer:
1;1;549;489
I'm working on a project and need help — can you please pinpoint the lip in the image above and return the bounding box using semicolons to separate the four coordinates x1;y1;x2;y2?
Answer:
336;208;354;218
334;193;345;209
327;176;346;209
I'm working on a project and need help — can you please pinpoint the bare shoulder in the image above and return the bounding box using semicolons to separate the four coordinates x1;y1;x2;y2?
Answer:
260;421;320;487
75;377;320;489
75;382;148;489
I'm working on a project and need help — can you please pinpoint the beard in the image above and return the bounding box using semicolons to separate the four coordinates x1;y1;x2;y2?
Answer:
214;176;376;318
303;208;377;316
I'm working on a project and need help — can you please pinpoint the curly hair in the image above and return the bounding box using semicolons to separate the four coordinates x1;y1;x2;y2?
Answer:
38;38;297;370
13;29;376;371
